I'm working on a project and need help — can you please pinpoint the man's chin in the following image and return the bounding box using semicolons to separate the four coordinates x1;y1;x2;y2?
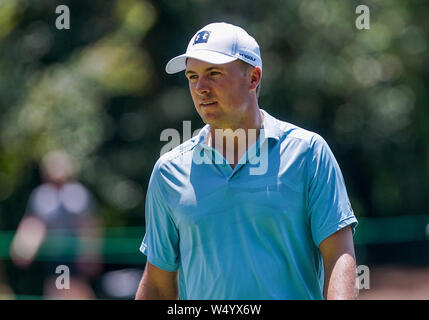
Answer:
198;110;221;123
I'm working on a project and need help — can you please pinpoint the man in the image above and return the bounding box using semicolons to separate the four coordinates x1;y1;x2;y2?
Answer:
136;22;358;300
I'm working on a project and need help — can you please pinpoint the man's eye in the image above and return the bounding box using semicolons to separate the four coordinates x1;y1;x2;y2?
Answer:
210;71;220;76
188;75;198;80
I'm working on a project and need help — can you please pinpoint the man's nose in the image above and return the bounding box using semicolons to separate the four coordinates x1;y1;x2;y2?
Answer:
195;77;210;95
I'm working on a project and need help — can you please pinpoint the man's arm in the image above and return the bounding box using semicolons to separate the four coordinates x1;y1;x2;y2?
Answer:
10;216;47;268
135;261;179;300
319;226;357;300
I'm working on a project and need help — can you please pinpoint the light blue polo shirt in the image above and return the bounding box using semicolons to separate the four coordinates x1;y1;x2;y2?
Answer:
140;109;357;300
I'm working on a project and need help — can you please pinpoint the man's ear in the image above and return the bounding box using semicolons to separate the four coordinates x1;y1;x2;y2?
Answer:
249;66;262;92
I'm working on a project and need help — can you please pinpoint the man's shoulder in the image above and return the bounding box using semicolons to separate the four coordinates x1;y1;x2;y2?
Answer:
156;136;198;170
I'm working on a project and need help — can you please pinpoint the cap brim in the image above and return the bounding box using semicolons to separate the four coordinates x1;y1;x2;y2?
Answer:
165;50;238;74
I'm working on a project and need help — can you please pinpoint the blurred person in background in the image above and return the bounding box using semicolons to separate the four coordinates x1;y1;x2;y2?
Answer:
10;150;103;299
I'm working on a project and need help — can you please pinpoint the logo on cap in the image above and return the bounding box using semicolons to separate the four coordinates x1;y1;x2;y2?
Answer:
193;31;211;45
239;52;256;62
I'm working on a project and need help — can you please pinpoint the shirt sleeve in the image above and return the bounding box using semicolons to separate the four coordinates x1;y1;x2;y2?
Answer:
307;134;358;247
140;161;180;271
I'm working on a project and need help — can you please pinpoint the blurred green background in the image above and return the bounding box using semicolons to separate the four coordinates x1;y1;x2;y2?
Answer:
0;0;428;299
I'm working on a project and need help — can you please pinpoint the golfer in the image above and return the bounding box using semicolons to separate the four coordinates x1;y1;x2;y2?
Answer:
136;22;358;300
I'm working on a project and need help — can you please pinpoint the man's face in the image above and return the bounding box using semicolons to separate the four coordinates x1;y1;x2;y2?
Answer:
185;58;252;129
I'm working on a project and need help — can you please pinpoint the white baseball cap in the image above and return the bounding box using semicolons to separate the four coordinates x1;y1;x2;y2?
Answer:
165;22;262;74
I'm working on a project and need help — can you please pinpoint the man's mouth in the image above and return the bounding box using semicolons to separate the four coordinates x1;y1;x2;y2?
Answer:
200;101;217;107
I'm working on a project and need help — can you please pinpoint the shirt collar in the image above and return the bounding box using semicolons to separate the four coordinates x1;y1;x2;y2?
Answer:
260;109;282;141
194;124;210;147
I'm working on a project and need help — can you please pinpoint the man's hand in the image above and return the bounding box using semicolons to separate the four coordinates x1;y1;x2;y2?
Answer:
319;226;357;300
135;261;179;300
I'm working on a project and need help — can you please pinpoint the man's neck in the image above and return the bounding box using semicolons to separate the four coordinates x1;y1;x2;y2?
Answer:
207;109;263;168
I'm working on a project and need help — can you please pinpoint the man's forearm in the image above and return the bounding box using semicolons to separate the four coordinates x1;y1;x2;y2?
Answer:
323;253;357;300
135;277;179;300
135;264;179;300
